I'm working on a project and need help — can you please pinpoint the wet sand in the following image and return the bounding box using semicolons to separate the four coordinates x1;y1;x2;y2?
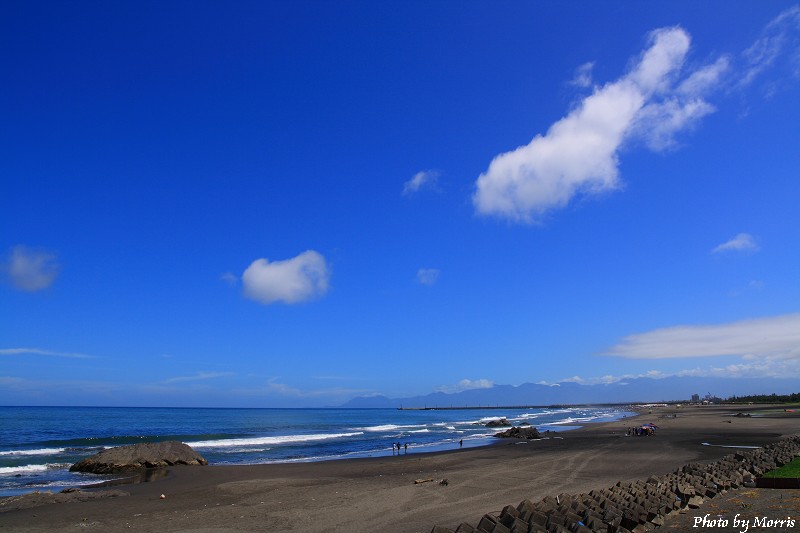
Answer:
1;404;798;532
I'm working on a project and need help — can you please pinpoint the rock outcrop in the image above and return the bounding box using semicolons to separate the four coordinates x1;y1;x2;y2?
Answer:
70;441;208;474
494;426;541;440
485;418;512;428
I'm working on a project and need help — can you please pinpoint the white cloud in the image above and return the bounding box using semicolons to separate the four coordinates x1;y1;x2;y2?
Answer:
677;56;731;96
712;233;759;253
605;313;800;360
220;272;239;286
241;250;330;304
3;246;60;291
474;27;698;222
633;98;716;151
740;5;800;87
403;170;440;196
261;378;370;399
416;268;440;286
564;359;800;384
437;378;494;394
570;62;595;88
162;372;234;384
474;11;800;223
0;347;94;359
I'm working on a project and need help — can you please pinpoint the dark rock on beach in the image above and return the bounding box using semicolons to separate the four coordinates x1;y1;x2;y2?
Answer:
70;441;208;474
494;426;542;439
485;418;512;427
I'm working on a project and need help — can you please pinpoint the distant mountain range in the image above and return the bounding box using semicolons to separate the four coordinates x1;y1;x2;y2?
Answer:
339;377;799;408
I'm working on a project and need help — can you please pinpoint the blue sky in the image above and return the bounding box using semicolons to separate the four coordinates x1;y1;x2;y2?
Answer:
2;1;799;407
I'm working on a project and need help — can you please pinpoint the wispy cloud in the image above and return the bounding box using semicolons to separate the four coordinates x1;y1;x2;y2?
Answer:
605;313;800;360
740;5;800;88
402;170;440;196
162;372;235;384
220;272;239;286
241;250;330;305
262;378;371;399
562;357;800;384
2;246;60;292
569;62;595;88
0;347;95;359
416;268;440;286
712;233;759;253
437;378;494;394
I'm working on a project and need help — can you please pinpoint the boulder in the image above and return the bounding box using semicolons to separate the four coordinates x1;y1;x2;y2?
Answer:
485;418;512;427
70;441;208;474
494;426;542;439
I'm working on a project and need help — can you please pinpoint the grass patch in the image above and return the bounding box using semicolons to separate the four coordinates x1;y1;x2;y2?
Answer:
762;456;800;478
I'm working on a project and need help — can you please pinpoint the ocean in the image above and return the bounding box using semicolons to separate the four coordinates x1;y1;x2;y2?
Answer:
0;405;634;496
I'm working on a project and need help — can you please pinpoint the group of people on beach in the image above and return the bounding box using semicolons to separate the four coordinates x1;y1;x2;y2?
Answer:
627;423;658;436
392;442;408;454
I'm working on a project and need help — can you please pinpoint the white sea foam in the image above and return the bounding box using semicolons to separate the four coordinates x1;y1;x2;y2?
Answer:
549;416;599;425
189;432;364;448
0;463;70;475
468;416;510;425
356;424;423;432
409;429;430;433
0;448;66;457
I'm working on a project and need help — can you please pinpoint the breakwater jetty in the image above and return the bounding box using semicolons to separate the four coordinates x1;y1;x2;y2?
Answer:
432;435;800;533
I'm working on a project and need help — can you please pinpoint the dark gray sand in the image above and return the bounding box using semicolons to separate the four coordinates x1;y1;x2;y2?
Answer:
1;405;798;532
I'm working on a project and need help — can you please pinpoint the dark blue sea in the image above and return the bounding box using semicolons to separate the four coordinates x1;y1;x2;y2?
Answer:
0;405;634;496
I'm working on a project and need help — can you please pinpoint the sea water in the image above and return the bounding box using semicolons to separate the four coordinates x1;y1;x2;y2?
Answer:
0;405;633;496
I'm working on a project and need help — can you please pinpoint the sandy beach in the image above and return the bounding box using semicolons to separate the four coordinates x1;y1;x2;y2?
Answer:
1;404;798;532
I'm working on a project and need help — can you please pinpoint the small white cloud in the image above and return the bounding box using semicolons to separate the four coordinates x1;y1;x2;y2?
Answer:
712;233;759;253
605;313;800;360
220;272;239;286
262;378;369;399
162;372;234;384
241;250;330;305
402;170;440;196
570;62;595;88
416;268;440;286
3;246;60;292
0;347;94;359
437;378;494;394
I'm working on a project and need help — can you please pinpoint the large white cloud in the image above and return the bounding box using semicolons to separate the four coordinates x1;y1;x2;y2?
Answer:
473;27;728;223
241;250;330;304
606;313;800;360
3;245;60;291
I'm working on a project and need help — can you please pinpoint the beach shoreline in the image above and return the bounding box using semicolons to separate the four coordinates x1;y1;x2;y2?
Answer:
1;404;798;532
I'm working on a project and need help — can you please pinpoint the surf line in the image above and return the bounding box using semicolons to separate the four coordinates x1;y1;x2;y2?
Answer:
700;442;761;449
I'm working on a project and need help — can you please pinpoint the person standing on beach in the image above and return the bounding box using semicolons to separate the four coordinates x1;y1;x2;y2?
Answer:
459;439;463;448
404;443;408;454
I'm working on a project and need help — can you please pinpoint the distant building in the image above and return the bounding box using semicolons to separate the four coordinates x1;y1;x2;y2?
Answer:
691;394;700;403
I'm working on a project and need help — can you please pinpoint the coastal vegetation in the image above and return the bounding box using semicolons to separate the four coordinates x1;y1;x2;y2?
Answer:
762;456;800;478
723;392;800;404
